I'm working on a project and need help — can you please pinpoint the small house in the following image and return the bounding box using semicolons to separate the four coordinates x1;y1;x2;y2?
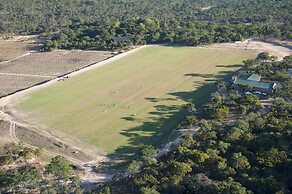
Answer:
232;74;282;93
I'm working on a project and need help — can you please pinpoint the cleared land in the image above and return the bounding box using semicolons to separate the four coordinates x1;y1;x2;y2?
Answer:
0;74;49;97
0;50;112;97
13;46;254;157
204;39;292;60
0;39;32;62
0;50;112;76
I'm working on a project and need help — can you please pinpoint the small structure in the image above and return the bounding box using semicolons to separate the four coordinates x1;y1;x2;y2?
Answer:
232;74;282;93
112;36;131;42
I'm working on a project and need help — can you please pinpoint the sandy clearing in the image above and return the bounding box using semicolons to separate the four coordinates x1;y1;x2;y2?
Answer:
202;39;292;60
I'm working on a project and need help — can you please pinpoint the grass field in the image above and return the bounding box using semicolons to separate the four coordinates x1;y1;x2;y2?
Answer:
14;46;254;158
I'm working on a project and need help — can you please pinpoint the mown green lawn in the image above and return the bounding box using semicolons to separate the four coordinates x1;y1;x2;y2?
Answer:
15;46;254;157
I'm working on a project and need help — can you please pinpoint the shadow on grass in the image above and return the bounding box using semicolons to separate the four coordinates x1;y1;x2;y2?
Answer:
216;64;243;68
108;65;241;160
184;73;214;78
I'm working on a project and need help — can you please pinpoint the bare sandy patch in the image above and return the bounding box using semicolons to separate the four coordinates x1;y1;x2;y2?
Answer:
202;39;292;60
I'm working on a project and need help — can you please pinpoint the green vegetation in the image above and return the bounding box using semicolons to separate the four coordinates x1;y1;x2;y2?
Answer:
15;46;254;156
44;17;286;51
45;155;73;179
0;0;291;50
99;55;292;194
1;0;291;35
0;143;81;193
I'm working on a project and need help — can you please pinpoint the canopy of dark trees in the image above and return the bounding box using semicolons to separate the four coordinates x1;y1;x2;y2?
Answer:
0;0;291;50
43;18;290;51
0;0;291;34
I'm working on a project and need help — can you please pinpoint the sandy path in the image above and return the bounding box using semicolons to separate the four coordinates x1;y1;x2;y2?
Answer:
0;72;54;78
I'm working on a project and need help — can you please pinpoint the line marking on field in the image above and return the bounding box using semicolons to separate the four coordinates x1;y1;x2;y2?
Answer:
0;53;31;65
0;72;54;78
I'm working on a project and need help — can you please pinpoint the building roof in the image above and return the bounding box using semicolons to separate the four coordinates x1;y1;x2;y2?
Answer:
112;36;131;42
234;78;274;90
247;74;262;81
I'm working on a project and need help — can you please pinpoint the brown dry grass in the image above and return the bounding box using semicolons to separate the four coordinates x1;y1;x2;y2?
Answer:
0;120;12;154
0;120;10;140
0;118;93;162
0;50;112;76
0;74;49;96
204;39;292;60
0;50;112;97
16;126;93;162
0;40;31;62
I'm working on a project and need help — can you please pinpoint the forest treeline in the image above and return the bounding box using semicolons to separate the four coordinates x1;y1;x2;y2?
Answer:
44;18;291;51
0;0;291;34
0;0;291;50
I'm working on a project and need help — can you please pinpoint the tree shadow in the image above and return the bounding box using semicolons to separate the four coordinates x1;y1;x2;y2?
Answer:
108;63;242;160
144;97;160;102
184;73;214;78
216;64;243;68
108;83;217;160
